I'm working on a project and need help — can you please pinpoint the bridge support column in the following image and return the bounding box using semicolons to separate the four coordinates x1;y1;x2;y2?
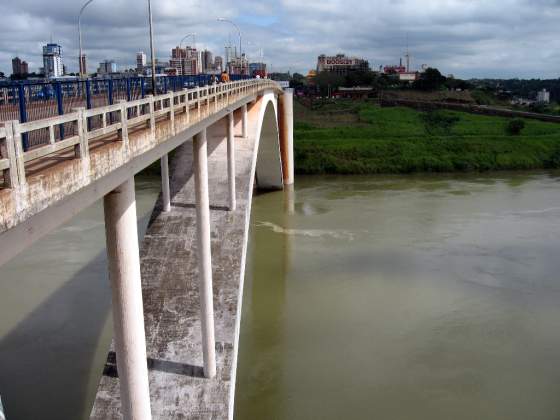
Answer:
193;129;217;378
279;88;295;185
227;113;236;211
241;104;248;139
103;178;152;420
161;154;171;212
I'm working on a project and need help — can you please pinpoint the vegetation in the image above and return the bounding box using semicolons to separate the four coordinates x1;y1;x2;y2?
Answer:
420;110;460;135
294;99;560;174
505;119;526;136
412;68;447;91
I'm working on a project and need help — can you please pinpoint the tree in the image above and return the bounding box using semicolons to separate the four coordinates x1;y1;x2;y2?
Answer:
344;70;374;87
290;72;306;88
314;71;345;96
414;68;447;91
445;77;473;91
505;119;525;136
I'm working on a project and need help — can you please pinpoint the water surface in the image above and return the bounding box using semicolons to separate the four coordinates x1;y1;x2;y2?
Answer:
235;172;560;420
0;177;160;420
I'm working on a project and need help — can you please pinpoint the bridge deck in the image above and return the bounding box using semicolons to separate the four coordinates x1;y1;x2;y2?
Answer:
90;102;260;419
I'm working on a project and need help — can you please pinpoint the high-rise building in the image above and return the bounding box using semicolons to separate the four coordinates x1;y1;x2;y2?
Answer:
537;89;551;104
316;54;369;75
98;60;117;75
11;57;29;76
170;46;199;75
201;50;214;73
224;46;235;65
214;56;223;73
136;52;147;72
228;54;249;76
171;47;184;59
42;43;64;78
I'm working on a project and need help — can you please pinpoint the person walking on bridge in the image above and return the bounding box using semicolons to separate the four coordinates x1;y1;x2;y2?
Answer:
220;71;230;83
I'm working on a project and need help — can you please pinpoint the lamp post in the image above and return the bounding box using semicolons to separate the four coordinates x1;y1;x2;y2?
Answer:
217;18;241;58
148;0;157;94
179;33;196;50
78;0;95;76
178;33;196;76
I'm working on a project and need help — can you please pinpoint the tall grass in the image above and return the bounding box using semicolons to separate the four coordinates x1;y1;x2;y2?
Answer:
295;103;560;174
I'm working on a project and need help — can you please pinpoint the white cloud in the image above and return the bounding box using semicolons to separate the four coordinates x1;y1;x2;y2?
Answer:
1;0;560;78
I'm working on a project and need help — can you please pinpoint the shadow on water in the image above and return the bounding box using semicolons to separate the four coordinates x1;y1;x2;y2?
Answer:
0;251;111;420
0;176;160;420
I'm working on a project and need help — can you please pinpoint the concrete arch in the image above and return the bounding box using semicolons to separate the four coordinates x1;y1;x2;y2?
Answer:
251;92;284;190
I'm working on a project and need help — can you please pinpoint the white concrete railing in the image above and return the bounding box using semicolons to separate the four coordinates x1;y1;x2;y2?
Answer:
0;79;279;189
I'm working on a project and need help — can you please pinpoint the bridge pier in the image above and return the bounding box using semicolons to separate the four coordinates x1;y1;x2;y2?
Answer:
241;104;248;139
193;128;217;378
161;154;171;212
279;88;295;185
103;178;152;420
227;112;236;211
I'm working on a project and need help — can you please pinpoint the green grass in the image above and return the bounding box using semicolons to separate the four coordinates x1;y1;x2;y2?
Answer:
295;102;560;174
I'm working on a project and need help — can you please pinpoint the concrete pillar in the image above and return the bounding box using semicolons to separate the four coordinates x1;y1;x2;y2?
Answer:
227;113;236;211
10;121;26;186
103;178;152;420
118;101;129;151
193;129;217;379
197;88;201;122
241;104;248;139
279;89;295;185
168;92;176;135
161;154;171;212
74;107;89;158
2;121;20;189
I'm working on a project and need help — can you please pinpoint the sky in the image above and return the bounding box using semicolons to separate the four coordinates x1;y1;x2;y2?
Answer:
1;0;560;79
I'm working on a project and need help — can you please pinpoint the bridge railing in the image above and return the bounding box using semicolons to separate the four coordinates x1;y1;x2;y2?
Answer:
0;74;252;150
0;125;18;188
0;79;279;189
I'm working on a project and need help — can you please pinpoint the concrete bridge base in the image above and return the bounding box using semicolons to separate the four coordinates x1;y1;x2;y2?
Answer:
90;95;277;419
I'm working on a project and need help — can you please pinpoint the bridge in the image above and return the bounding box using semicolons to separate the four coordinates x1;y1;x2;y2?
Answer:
0;78;294;419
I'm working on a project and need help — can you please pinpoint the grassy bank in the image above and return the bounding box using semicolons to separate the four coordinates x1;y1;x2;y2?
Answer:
294;100;560;174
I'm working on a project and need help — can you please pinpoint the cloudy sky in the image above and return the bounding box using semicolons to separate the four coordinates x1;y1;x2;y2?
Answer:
1;0;560;79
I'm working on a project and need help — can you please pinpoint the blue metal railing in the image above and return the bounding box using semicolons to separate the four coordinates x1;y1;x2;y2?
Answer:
0;74;250;149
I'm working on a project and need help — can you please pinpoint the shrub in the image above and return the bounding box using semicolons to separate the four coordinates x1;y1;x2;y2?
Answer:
421;110;460;135
506;119;526;136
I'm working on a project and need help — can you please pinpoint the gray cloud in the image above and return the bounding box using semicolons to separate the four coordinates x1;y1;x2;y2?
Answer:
1;0;560;78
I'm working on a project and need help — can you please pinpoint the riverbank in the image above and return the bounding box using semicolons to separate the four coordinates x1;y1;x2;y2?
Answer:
294;99;560;174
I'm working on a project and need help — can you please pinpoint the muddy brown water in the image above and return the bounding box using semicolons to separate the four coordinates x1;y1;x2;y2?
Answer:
2;172;560;420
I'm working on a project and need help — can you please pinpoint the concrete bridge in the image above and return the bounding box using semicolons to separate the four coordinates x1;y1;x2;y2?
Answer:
0;79;294;419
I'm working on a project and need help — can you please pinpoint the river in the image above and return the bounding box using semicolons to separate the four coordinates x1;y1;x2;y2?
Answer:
2;173;560;419
235;172;560;420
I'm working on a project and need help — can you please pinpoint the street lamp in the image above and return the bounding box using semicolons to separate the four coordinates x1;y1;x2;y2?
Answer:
179;33;197;50
178;33;196;77
78;0;95;76
217;18;241;58
148;0;157;93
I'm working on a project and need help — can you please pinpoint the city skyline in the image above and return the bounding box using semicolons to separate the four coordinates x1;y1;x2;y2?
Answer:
1;0;560;79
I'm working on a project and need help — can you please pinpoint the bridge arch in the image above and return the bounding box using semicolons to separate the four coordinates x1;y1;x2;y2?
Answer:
251;92;284;190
